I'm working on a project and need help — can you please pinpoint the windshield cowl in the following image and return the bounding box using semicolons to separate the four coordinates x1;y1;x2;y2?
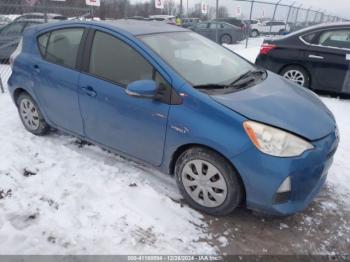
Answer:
193;69;267;94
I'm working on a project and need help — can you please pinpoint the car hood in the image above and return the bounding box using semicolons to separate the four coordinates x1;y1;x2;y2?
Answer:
211;73;335;141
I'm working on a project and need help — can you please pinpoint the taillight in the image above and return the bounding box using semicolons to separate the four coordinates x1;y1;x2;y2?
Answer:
259;43;276;55
10;38;23;69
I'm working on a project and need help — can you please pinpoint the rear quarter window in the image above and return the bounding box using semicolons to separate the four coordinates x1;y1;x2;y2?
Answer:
37;32;50;56
301;33;316;44
38;28;84;69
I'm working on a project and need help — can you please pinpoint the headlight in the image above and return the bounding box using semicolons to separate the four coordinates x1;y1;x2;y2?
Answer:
243;121;314;157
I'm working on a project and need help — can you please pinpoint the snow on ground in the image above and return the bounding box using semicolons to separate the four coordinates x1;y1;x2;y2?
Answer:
224;37;264;63
0;66;215;254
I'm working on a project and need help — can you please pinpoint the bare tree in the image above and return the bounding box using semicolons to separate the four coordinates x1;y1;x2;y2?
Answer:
217;6;228;18
165;0;177;16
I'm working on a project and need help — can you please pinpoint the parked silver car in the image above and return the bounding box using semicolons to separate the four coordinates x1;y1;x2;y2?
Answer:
189;21;245;44
14;13;67;21
0;19;44;62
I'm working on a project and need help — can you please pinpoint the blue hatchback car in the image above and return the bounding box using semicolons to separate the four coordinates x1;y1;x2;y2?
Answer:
8;20;339;216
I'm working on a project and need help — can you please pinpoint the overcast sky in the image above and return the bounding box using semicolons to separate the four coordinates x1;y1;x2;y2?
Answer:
133;0;350;20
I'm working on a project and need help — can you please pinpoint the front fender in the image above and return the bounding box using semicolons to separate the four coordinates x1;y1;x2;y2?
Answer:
161;87;253;173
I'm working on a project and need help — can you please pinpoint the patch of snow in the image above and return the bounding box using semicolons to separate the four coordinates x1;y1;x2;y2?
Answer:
0;67;215;254
217;236;228;247
225;37;265;63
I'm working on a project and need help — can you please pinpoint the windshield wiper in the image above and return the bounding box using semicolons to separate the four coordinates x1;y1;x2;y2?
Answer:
229;69;267;87
194;69;267;91
194;84;229;90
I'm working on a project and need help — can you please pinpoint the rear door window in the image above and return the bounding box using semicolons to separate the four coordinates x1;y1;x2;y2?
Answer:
45;28;84;68
209;23;220;29
197;23;209;29
318;29;350;49
37;32;50;56
0;22;25;36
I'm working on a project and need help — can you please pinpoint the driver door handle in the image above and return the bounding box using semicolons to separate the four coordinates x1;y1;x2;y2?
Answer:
308;54;324;60
33;64;40;73
81;86;97;97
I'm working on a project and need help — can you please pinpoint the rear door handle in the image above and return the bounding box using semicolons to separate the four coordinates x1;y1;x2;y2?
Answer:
308;54;324;60
33;64;40;73
81;86;97;97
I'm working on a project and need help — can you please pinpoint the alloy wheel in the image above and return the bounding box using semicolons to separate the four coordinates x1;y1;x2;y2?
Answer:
221;35;231;44
20;98;40;131
283;69;305;86
181;160;228;208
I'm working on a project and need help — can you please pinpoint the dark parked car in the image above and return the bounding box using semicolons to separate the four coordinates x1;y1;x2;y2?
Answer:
8;20;339;216
256;22;350;95
189;21;244;44
213;17;249;36
0;19;44;62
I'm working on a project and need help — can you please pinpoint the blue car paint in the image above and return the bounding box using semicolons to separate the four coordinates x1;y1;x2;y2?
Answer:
8;20;339;215
212;73;335;140
231;129;338;215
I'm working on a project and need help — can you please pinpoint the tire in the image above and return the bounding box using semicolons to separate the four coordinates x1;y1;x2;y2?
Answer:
250;30;259;37
175;147;243;216
278;29;286;35
220;34;232;45
280;65;310;88
17;92;50;136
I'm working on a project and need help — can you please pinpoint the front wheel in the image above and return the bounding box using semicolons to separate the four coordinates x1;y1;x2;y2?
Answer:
220;34;232;45
17;92;50;135
280;65;310;87
175;147;243;216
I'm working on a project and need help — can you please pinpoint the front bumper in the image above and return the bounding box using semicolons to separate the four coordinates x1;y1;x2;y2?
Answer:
231;128;339;216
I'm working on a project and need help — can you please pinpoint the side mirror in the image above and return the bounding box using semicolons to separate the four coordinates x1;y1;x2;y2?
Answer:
126;80;157;98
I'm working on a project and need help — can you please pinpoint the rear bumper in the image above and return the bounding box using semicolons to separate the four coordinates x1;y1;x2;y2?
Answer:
255;55;281;73
231;127;339;216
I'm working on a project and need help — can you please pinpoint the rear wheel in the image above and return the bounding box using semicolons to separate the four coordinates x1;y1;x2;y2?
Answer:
250;29;259;37
175;147;242;216
280;65;310;87
17;92;50;136
220;34;232;45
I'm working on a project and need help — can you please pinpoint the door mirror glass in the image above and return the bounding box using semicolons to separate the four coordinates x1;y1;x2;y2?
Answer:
126;80;157;98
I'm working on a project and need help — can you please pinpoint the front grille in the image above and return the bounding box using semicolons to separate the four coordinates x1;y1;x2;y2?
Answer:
273;191;291;204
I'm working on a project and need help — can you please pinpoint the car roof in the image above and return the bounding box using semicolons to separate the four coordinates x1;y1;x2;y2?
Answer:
290;22;350;36
149;15;175;19
11;19;45;24
21;12;63;17
215;17;241;21
34;19;188;36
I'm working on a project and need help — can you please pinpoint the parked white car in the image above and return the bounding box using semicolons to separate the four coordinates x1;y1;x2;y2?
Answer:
249;20;290;37
149;15;176;24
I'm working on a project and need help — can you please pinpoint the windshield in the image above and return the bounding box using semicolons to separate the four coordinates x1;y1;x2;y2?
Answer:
139;32;254;87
